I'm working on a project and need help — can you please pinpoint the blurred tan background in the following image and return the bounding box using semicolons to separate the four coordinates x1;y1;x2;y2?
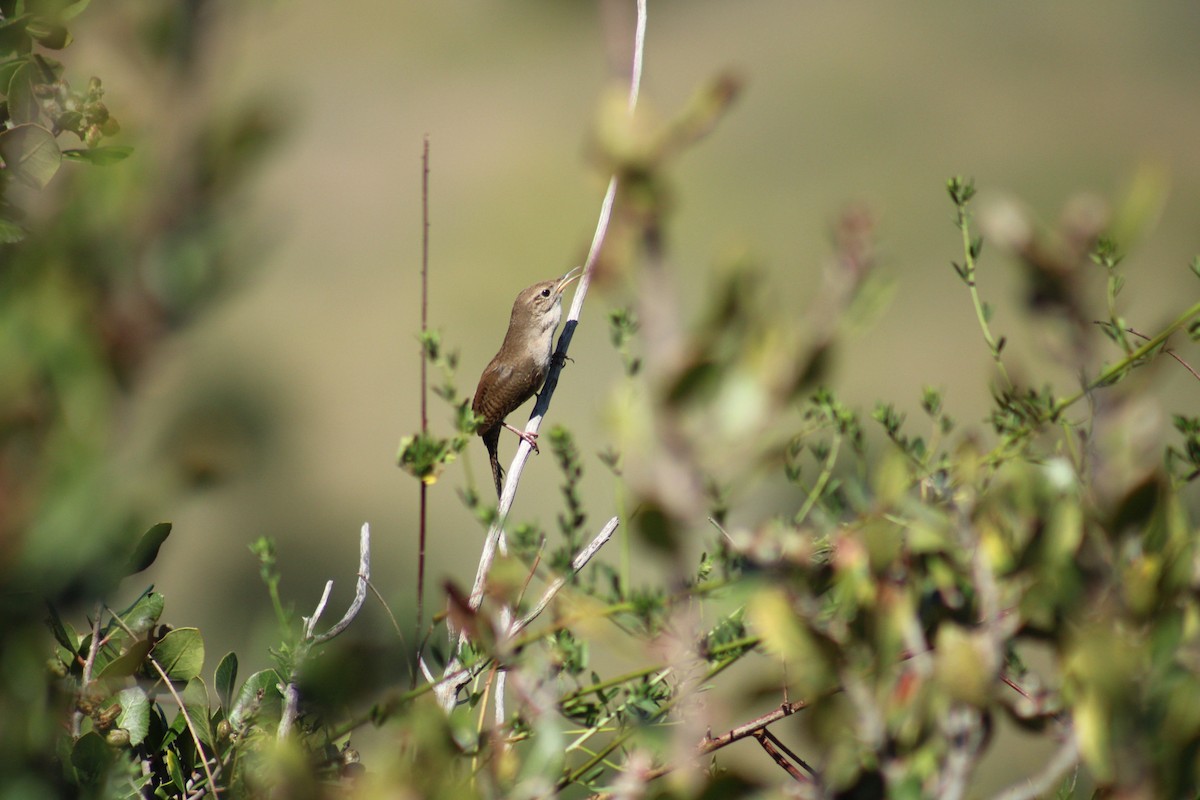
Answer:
66;0;1199;697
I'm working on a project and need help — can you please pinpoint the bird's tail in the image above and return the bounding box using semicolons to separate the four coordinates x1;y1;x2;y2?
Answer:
484;426;503;498
490;452;504;499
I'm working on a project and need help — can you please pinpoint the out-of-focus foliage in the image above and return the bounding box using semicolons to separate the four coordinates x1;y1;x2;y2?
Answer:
0;1;284;796
0;0;280;592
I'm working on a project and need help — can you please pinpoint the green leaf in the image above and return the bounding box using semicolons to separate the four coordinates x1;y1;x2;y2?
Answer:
174;677;214;749
60;0;92;21
0;214;27;243
152;627;205;682
0;58;26;91
124;522;172;575
115;686;150;746
25;17;70;49
215;652;238;712
5;62;38;125
97;637;151;681
115;591;164;636
45;603;78;652
62;145;133;165
229;669;283;730
970;235;983;259
166;748;186;793
0;123;62;189
71;732;114;787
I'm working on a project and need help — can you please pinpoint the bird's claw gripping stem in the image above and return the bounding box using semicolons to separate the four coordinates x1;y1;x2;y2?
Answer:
503;422;540;455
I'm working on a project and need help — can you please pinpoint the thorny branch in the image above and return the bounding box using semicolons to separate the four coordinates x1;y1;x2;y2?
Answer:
587;701;811;799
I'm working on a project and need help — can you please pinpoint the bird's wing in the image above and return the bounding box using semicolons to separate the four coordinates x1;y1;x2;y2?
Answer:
472;359;515;425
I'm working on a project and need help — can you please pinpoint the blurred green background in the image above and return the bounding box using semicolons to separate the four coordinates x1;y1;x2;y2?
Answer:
46;0;1199;707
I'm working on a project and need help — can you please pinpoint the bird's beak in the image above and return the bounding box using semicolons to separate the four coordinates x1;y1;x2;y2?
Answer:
555;265;583;295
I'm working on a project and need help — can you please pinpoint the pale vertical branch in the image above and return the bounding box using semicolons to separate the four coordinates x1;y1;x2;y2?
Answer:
485;0;645;548
438;0;648;710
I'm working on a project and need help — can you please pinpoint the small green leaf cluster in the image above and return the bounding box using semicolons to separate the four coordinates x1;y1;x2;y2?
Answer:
47;526;291;797
396;330;473;485
0;1;128;238
607;306;641;375
549;425;587;572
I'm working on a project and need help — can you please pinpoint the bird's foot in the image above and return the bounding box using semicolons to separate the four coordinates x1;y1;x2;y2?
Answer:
503;422;540;454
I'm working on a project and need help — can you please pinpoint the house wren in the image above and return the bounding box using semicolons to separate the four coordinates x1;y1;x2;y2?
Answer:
472;267;581;497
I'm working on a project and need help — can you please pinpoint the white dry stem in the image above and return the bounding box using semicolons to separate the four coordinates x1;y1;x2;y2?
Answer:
436;0;648;710
279;523;371;740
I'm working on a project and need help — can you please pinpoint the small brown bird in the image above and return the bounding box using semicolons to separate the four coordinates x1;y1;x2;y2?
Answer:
472;267;581;497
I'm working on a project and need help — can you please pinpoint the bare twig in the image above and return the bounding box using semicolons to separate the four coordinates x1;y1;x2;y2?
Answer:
302;581;333;640
698;701;809;755
279;523;372;739
510;516;619;637
585;703;810;798
753;729;811;783
72;600;104;739
938;706;984;800
310;523;371;645
759;728;816;779
432;516;621;710
494;540;546;726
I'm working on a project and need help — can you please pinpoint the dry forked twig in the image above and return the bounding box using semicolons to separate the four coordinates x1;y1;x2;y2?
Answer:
494;517;619;725
278;523;371;740
431;516;620;710
752;728;815;783
306;523;371;645
510;516;619;638
433;0;647;709
585;700;812;799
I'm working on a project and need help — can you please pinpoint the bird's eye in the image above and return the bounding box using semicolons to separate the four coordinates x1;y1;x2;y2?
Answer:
541;288;551;297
